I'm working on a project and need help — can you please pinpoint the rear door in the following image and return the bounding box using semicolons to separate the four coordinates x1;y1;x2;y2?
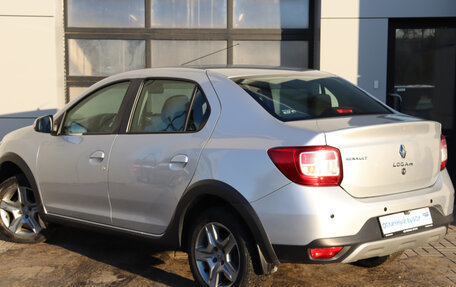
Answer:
37;82;131;224
108;78;216;234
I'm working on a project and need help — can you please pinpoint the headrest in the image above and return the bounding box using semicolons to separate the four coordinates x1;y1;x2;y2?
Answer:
161;95;188;120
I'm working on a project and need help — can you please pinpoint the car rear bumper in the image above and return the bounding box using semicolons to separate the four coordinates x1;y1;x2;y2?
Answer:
341;226;447;263
272;209;451;264
251;170;454;264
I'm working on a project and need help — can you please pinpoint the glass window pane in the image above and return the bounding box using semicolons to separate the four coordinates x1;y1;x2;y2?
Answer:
69;87;89;101
393;27;456;130
233;0;309;28
67;0;145;27
233;41;308;68
130;80;196;133
187;89;211;131
151;0;227;28
151;40;227;67
69;39;145;76
235;76;391;121
62;82;129;134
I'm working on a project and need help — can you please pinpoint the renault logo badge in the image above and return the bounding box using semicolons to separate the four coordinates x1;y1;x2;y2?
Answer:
399;144;406;159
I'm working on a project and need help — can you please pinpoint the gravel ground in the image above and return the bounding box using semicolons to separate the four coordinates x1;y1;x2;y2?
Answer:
0;224;455;287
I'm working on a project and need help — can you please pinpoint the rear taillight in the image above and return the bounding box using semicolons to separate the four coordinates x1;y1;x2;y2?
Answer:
267;146;343;186
441;134;447;171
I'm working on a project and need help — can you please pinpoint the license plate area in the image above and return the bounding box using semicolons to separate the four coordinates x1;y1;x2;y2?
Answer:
378;207;433;237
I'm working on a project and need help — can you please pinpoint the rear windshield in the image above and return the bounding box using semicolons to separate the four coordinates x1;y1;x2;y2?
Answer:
234;74;392;121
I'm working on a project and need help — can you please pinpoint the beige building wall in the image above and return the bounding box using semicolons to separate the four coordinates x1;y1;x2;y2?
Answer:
0;0;64;138
319;0;456;102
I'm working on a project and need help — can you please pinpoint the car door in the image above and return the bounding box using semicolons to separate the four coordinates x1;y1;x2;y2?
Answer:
37;81;131;224
108;79;215;234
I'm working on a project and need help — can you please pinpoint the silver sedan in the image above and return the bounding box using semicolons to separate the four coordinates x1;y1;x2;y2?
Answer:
0;67;453;287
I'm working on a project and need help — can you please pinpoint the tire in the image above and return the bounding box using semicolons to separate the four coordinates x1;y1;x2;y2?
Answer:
352;251;404;268
0;175;51;243
188;207;264;287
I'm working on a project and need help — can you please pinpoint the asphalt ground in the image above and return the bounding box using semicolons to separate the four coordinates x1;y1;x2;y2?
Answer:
0;222;455;287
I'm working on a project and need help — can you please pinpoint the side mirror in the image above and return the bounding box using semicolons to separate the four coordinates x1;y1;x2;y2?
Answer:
33;115;54;134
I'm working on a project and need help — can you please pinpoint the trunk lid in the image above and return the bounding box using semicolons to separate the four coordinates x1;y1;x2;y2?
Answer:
290;114;442;197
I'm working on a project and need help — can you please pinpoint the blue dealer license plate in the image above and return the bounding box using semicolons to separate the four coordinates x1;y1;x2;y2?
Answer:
379;207;433;237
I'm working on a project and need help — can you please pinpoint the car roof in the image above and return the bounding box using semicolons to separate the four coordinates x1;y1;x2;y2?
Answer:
103;66;333;81
206;67;308;78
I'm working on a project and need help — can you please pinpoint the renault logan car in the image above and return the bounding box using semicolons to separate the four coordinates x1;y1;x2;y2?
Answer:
0;67;453;287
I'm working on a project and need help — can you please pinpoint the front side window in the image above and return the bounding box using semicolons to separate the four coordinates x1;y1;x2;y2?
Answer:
235;75;392;121
61;82;129;134
130;80;210;133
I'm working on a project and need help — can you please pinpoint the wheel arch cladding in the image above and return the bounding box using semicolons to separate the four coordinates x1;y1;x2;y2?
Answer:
0;161;23;184
176;180;279;267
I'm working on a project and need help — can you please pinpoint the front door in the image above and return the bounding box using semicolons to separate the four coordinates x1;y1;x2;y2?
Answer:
387;18;456;179
37;82;130;224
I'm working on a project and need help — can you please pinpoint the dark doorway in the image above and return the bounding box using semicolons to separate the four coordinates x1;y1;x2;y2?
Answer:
387;18;456;180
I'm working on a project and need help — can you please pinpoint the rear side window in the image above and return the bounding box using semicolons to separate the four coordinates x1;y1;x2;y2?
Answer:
235;75;391;121
186;89;210;132
129;79;210;133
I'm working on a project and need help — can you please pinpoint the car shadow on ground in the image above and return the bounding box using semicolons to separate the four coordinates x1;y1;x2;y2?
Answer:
44;225;197;286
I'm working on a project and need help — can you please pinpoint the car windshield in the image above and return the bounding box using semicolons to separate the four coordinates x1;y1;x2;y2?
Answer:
234;74;392;121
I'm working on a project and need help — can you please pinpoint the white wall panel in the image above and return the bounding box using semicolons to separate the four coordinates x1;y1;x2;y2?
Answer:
0;17;58;116
0;0;54;16
320;19;360;85
321;0;456;19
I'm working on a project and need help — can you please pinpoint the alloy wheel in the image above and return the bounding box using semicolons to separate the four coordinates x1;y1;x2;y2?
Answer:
0;185;43;236
194;222;241;287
